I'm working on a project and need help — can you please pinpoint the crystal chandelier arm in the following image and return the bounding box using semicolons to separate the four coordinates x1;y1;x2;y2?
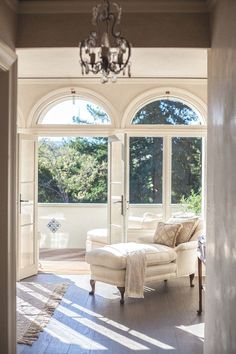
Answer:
79;39;87;69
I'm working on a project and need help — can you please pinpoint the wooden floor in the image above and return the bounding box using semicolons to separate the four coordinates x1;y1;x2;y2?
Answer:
40;249;86;262
39;248;90;275
17;274;204;354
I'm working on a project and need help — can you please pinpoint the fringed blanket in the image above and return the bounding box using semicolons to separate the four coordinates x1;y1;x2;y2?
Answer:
125;244;147;298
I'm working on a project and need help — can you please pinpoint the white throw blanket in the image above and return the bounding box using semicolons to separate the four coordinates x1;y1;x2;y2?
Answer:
124;243;147;298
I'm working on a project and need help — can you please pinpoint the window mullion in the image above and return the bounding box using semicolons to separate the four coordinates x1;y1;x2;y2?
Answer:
202;136;207;220
163;136;172;221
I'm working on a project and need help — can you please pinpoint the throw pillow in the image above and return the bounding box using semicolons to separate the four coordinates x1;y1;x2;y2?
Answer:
167;217;199;246
176;219;199;245
154;222;182;248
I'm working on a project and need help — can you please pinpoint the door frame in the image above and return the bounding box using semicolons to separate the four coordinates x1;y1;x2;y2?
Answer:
0;40;17;354
17;134;38;280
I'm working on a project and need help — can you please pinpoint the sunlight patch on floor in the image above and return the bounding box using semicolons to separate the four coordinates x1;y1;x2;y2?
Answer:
69;303;175;350
58;304;149;350
129;330;175;350
45;318;107;349
176;323;205;340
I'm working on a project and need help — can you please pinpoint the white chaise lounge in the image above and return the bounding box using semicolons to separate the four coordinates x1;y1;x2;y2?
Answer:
85;219;204;303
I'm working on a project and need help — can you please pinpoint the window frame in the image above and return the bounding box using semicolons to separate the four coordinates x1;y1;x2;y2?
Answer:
24;86;207;219
38;97;112;126
126;132;206;221
26;87;118;132
131;97;203;126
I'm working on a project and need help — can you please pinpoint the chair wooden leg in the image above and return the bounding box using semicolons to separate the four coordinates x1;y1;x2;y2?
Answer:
189;273;195;288
117;287;125;304
89;279;96;295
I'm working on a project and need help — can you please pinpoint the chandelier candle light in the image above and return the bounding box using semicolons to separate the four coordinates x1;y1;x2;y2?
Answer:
79;0;131;83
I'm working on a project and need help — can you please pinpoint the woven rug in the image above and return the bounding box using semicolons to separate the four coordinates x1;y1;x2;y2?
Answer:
17;282;69;345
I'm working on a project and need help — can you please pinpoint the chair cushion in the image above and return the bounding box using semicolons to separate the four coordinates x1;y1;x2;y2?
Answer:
87;228;108;244
154;222;182;247
85;242;177;270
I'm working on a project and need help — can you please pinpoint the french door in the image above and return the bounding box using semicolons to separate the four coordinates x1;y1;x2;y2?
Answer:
17;134;38;280
108;133;128;244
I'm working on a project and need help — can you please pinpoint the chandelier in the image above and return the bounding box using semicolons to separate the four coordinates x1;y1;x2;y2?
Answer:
79;0;131;83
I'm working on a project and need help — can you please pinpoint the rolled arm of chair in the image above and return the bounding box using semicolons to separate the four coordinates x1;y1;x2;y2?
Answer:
175;241;198;277
175;240;198;252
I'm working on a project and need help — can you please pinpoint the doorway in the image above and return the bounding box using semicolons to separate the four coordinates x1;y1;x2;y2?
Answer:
38;135;109;274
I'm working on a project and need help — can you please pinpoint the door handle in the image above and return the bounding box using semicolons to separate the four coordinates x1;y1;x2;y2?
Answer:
114;195;124;216
20;193;29;203
19;194;30;214
20;199;29;203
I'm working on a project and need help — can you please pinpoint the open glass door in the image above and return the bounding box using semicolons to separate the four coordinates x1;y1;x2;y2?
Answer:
127;136;164;238
108;133;128;244
17;134;38;280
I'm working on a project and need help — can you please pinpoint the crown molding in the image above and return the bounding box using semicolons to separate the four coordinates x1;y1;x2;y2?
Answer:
0;40;17;71
18;77;208;86
4;0;18;12
19;0;209;15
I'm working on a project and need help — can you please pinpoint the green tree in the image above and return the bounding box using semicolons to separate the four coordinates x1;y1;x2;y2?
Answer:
132;99;199;125
72;104;110;124
130;100;202;205
171;137;202;203
130;137;163;203
38;137;108;203
38;100;202;207
180;189;202;215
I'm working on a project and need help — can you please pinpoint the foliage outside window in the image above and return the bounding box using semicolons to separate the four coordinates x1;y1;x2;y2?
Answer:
38;137;108;203
38;98;203;208
129;137;163;203
40;99;111;125
132;99;201;125
171;137;202;205
180;189;202;216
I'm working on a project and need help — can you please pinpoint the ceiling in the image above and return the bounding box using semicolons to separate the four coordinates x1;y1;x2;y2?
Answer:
18;0;209;14
17;48;207;79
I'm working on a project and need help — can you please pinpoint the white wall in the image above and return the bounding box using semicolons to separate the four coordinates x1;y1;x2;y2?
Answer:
38;203;186;249
18;79;207;128
205;1;236;353
39;204;107;249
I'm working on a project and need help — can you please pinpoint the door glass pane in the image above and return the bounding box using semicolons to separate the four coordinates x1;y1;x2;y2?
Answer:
171;137;202;217
128;137;163;237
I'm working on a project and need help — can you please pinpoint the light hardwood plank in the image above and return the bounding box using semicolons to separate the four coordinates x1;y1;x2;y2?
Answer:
17;274;204;354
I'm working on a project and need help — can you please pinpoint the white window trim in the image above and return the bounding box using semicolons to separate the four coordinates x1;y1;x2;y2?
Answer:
122;86;207;128
24;85;207;219
127;133;205;221
26;86;118;129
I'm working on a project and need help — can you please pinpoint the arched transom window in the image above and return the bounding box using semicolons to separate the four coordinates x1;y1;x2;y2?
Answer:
132;98;202;125
39;98;111;125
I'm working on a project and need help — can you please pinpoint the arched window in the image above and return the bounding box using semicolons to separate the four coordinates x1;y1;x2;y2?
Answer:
39;98;111;125
132;98;202;125
128;96;205;219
